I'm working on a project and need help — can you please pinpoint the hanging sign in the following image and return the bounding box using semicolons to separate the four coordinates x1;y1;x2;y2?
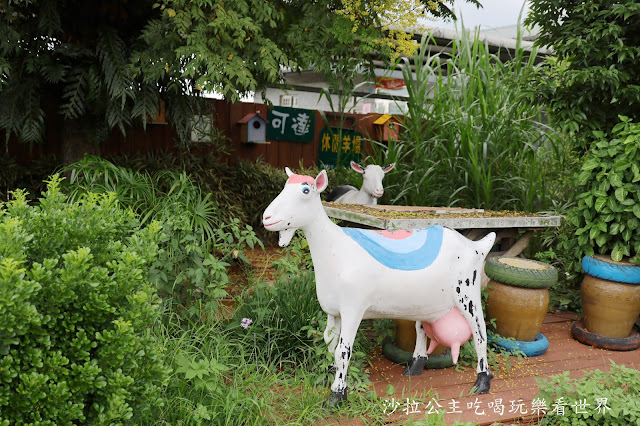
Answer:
318;128;363;168
267;106;315;143
375;77;406;90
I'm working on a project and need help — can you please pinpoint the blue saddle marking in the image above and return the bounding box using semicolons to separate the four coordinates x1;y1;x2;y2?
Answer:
342;226;443;271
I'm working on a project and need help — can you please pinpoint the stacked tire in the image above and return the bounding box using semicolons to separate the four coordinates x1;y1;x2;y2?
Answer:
572;255;640;351
484;257;557;357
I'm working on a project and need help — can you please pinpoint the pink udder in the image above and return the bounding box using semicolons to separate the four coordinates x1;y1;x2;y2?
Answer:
373;229;414;239
286;174;314;184
422;307;472;364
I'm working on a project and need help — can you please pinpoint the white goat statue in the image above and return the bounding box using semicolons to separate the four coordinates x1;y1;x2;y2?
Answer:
263;168;496;407
325;161;395;205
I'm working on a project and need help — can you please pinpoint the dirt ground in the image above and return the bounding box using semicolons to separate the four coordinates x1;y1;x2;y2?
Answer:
226;243;288;296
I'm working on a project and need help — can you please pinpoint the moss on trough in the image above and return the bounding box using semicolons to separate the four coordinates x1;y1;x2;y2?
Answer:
323;202;542;221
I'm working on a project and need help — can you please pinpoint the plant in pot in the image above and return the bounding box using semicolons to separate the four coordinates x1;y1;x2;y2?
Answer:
569;115;640;350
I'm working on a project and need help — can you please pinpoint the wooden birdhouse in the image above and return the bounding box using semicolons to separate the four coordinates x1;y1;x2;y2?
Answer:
373;114;401;142
237;112;268;143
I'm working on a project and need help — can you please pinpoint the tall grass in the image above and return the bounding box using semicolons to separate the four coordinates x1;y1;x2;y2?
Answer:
373;26;566;212
145;281;387;425
63;155;219;243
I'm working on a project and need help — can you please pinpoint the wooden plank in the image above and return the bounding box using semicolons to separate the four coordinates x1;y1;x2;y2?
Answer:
278;142;290;169
262;101;280;167
369;205;485;214
323;203;562;230
214;99;234;163
387;215;561;230
362;315;640;426
289;140;303;169
242;102;268;161
323;205;388;229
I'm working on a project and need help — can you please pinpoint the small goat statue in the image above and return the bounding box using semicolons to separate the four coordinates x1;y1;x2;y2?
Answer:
325;161;395;205
263;168;495;407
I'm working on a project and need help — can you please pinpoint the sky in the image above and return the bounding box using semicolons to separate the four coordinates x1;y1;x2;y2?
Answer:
429;0;531;31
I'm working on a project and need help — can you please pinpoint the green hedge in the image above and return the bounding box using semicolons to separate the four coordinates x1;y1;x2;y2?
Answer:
0;176;169;425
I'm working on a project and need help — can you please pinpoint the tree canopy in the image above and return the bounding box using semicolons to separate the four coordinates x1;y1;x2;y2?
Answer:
0;0;479;146
525;1;640;147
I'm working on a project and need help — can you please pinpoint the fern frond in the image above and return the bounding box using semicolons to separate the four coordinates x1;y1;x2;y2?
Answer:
132;85;160;127
0;57;10;90
60;68;88;119
166;89;197;145
96;28;134;103
106;99;130;136
20;87;46;144
85;65;104;104
0;24;22;56
0;86;22;137
36;0;61;36
41;59;68;83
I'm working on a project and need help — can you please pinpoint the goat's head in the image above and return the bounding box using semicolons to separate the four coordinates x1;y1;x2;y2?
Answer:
263;167;328;247
350;161;395;199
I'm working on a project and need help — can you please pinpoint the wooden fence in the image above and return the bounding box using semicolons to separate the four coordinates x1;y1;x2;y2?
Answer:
5;99;394;168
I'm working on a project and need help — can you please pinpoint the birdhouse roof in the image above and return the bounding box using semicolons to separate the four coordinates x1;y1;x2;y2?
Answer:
237;112;267;124
373;114;400;125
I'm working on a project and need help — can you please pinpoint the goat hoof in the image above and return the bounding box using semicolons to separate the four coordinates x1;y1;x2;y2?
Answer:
403;356;427;376
325;389;348;409
472;371;493;394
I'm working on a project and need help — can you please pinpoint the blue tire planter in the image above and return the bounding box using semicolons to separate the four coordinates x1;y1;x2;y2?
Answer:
489;332;549;357
582;255;640;284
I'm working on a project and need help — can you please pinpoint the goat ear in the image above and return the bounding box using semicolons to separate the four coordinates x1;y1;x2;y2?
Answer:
350;161;364;173
315;170;328;193
383;163;396;173
285;167;294;177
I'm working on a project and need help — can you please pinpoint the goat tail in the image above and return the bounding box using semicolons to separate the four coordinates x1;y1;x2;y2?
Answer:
475;232;496;258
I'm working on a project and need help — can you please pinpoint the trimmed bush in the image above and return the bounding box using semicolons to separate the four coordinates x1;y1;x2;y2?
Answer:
0;175;169;425
570;117;640;264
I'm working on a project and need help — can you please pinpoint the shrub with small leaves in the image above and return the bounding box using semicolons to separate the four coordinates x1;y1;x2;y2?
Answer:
0;175;169;425
536;361;640;425
570;116;640;264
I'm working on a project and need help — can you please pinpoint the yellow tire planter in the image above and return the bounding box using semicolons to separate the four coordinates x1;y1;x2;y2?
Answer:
485;257;556;343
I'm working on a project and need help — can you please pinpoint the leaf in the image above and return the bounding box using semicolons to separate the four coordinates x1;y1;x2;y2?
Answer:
577;170;592;186
581;157;601;171
610;222;621;234
386;384;395;395
614;187;627;202
594;197;607;212
633;204;640;219
611;244;624;262
583;194;594;208
601;213;615;223
609;172;623;187
608;146;621;158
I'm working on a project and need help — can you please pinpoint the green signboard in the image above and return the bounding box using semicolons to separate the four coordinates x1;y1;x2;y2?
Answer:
318;128;363;168
267;106;315;143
